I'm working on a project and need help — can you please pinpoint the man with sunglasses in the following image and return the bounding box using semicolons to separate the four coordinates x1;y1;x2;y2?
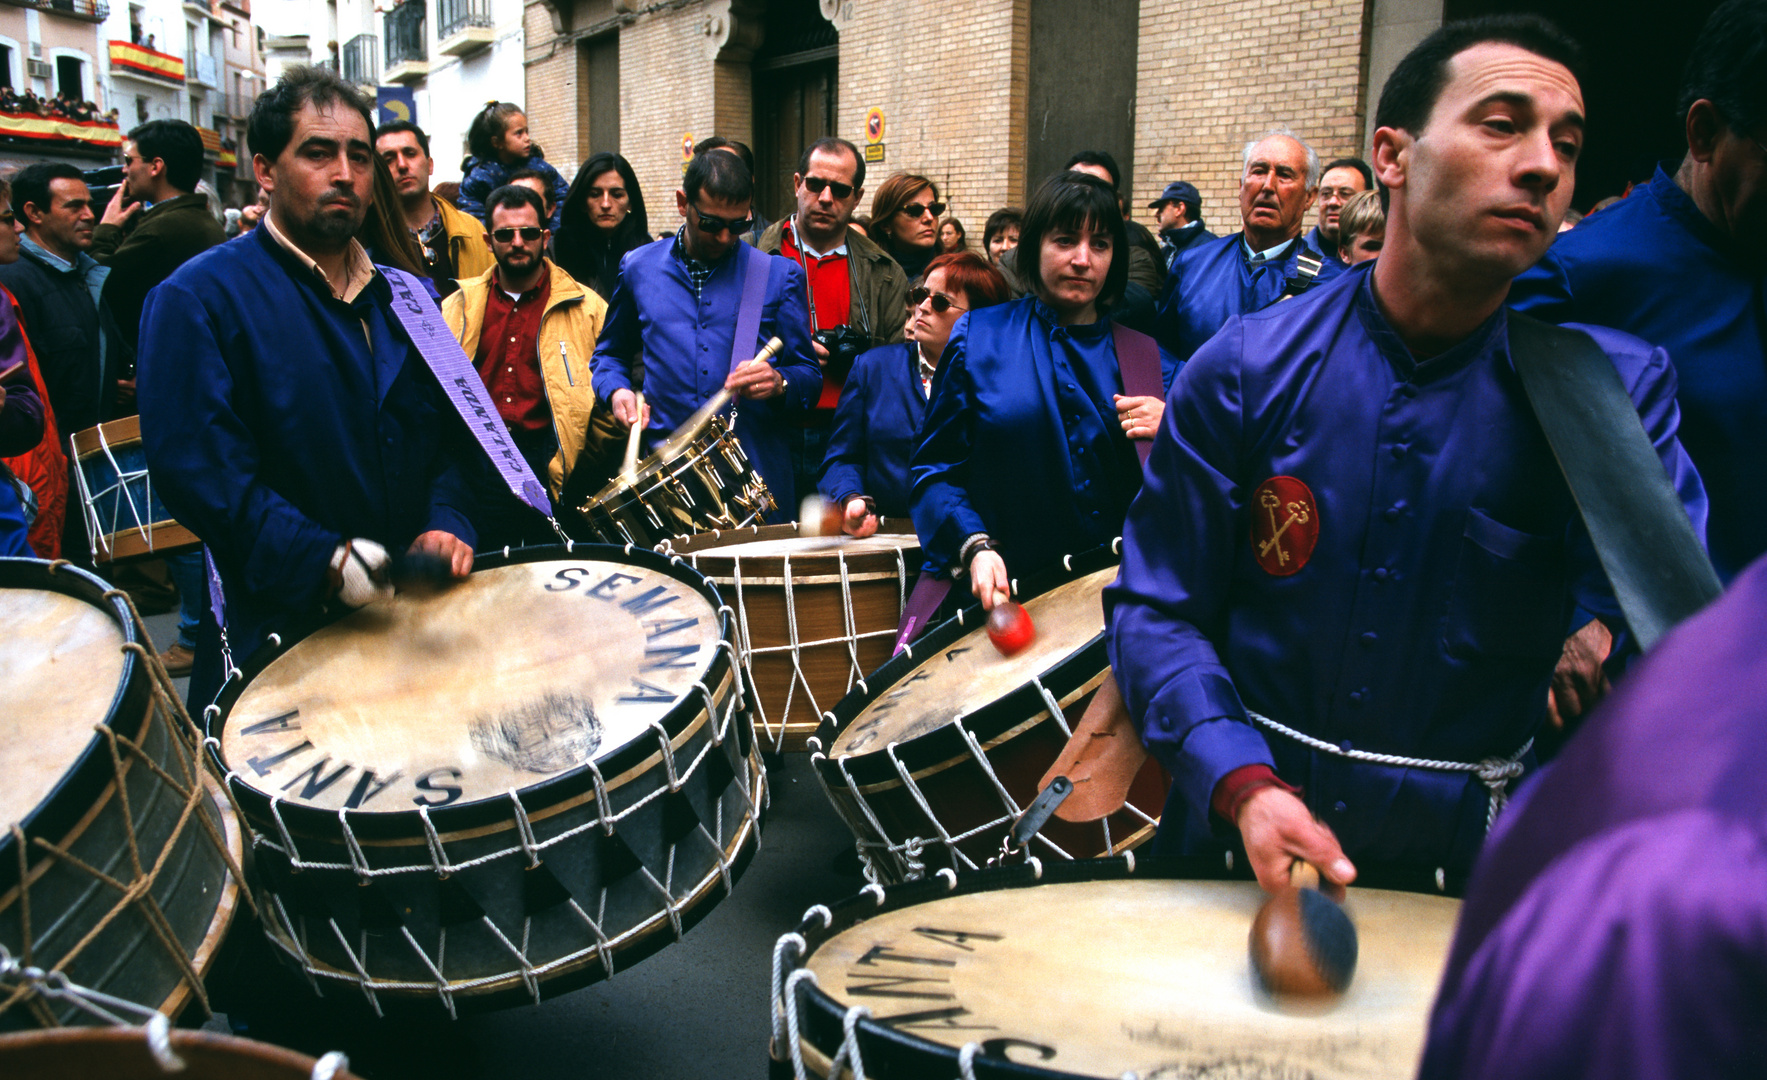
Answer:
757;136;909;502
443;184;623;546
591;149;820;514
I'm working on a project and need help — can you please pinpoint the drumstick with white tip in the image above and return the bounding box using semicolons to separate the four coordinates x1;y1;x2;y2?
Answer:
621;391;646;481
679;337;785;438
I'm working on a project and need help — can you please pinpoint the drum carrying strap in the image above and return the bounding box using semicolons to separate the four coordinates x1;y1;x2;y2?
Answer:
1508;312;1721;650
379;265;562;532
731;244;773;379
1112;322;1163;467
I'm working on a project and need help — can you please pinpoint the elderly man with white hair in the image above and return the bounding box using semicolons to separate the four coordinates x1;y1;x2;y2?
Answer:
1155;127;1340;362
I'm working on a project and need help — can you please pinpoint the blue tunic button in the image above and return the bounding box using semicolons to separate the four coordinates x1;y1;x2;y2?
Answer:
1391;443;1408;459
1372;567;1389;582
1334;800;1347;813
1339;740;1352;752
1360;631;1378;648
1348;689;1365;705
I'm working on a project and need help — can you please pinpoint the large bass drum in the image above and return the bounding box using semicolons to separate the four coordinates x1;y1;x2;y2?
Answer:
205;545;764;1017
663;522;920;754
0;558;243;1030
772;856;1464;1080
811;544;1165;883
0;1027;357;1079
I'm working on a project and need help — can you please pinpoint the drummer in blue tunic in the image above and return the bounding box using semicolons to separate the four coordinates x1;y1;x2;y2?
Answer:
911;172;1179;604
1106;16;1708;892
589;150;821;514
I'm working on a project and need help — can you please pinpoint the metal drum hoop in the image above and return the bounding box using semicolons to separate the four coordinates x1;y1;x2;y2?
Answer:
770;854;1467;1080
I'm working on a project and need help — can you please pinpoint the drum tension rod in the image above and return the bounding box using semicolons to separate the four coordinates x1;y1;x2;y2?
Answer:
996;776;1073;864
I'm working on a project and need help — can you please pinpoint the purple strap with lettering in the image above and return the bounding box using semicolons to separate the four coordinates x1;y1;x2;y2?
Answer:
893;572;952;655
731;244;772;376
1112;321;1162;466
380;264;554;517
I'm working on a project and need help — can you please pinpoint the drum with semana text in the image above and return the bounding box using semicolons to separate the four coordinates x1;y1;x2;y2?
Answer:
663;522;920;754
206;545;763;1017
810;544;1166;883
0;558;243;1032
772;857;1463;1080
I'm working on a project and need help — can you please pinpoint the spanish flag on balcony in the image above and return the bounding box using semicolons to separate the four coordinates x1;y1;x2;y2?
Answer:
109;40;185;83
0;111;123;149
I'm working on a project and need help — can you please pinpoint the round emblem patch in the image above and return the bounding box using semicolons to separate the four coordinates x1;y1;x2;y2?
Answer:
1251;476;1319;576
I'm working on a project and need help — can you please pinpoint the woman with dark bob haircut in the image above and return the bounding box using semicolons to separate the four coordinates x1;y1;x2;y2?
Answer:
910;171;1180;615
821;251;1009;536
552;152;650;300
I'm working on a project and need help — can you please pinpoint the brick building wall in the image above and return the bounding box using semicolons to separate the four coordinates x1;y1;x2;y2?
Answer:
1132;0;1370;238
524;0;578;176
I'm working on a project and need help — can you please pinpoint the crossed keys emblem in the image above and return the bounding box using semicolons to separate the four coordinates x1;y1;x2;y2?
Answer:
1258;490;1312;566
1251;476;1319;576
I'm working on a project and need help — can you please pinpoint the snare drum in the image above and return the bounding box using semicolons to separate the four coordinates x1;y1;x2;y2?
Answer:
0;558;243;1030
664;522;920;754
575;412;775;546
206;545;764;1017
69;417;200;564
811;545;1166;883
773;857;1463;1079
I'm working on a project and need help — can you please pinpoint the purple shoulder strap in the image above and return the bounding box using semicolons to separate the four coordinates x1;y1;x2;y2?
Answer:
893;572;952;655
1112;322;1163;465
379;265;555;520
731;244;772;375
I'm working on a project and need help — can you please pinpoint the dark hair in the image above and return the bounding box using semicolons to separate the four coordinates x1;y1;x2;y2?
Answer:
506;168;555;208
869;172;937;229
373;118;430;158
982;206;1023;250
1375;16;1584;136
683;148;752;206
248;66;375;167
13;161;84;221
694;136;755;175
1015;171;1129;311
1063;149;1123;190
939;216;968;251
1679;0;1767;133
357;149;427;278
1320;156;1374;190
796;136;865;190
482;183;547;228
128;119;204;192
467;101;530;163
554;152;649;297
922;250;1009;310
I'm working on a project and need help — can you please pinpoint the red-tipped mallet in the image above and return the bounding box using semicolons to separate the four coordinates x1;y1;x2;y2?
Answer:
799;494;845;538
986;594;1036;656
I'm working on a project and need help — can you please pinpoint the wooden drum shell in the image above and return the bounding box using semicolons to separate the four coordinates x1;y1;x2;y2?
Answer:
0;1027;361;1079
0;559;242;1031
665;523;919;754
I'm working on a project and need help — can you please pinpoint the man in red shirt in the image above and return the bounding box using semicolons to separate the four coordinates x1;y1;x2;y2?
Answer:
442;183;620;544
757;137;909;501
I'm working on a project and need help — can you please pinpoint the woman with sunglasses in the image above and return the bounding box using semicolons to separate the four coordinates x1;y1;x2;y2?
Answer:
820;251;1008;537
869;173;945;280
553;152;649;301
912;171;1180;614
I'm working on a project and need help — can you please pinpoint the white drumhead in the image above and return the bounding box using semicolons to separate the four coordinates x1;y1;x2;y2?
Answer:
806;878;1460;1078
0;589;127;827
830;567;1115;756
221;560;720;813
689;533;919;561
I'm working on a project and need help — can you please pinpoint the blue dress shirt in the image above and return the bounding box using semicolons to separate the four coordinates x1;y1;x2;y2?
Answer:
1107;265;1707;875
819;341;927;517
1510;167;1763;582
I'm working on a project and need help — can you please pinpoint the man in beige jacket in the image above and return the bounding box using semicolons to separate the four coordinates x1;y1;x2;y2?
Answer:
442;184;623;544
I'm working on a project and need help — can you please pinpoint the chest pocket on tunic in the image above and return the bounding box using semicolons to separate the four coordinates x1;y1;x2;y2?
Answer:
1442;507;1567;661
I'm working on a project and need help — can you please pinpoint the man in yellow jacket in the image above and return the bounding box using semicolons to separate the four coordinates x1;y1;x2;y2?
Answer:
377;119;494;296
442;184;623;544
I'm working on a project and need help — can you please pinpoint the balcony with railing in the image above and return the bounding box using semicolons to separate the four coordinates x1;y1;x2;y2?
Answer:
340;33;377;87
383;0;428;83
187;50;219;87
438;0;492;56
0;0;110;24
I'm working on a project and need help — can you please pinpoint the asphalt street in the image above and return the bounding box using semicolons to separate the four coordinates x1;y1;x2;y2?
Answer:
139;610;863;1080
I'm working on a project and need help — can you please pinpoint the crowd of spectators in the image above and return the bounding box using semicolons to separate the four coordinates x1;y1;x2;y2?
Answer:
0;88;117;127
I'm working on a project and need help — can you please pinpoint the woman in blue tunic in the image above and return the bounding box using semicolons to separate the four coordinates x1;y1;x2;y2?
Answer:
911;172;1179;608
819;250;1008;536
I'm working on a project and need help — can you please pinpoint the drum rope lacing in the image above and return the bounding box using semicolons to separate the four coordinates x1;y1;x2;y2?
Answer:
814;670;1158;884
1245;710;1532;829
216;647;764;1018
1;579;254;1029
0;944;350;1078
